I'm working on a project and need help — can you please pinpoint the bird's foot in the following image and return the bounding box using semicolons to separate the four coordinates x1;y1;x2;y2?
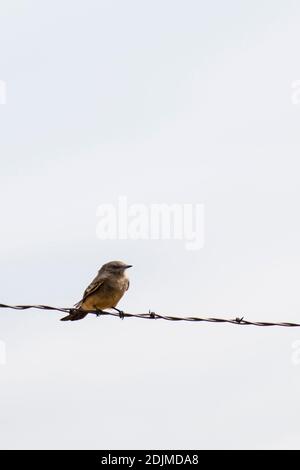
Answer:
112;307;125;319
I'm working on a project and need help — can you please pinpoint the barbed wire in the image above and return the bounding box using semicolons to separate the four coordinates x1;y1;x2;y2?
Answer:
0;303;300;327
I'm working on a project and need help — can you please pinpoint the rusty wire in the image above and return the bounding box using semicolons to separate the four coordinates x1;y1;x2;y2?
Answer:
0;303;300;327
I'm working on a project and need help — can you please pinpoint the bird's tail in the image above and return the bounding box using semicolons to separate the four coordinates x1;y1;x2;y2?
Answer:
60;311;88;321
60;301;87;321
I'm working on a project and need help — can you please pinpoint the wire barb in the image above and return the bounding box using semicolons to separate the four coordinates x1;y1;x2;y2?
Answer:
0;303;300;328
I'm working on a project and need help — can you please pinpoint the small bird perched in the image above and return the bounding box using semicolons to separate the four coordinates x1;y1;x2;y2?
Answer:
60;260;132;321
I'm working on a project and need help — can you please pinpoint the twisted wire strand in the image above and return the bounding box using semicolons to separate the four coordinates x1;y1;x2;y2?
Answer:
0;303;300;327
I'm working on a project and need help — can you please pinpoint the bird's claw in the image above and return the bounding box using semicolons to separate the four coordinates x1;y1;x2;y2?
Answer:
113;307;125;319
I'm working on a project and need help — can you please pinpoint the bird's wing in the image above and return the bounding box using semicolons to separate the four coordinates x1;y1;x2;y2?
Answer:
74;272;107;307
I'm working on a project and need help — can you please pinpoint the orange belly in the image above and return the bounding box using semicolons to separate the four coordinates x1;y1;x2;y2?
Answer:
81;288;125;311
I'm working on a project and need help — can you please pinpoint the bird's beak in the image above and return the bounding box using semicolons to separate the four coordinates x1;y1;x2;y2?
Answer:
125;265;133;269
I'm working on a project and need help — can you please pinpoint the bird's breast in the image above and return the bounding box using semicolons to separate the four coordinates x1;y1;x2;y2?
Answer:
81;276;128;310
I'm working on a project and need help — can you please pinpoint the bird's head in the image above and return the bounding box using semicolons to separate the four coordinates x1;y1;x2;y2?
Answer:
100;260;133;276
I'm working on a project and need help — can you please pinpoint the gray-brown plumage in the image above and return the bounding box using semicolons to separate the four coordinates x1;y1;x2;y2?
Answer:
60;261;132;321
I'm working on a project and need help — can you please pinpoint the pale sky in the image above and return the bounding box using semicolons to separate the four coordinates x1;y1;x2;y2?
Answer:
1;0;300;449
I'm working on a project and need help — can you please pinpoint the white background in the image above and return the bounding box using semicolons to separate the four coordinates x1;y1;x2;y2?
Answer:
0;0;300;449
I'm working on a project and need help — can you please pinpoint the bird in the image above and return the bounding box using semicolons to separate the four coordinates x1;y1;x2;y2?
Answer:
60;260;132;321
